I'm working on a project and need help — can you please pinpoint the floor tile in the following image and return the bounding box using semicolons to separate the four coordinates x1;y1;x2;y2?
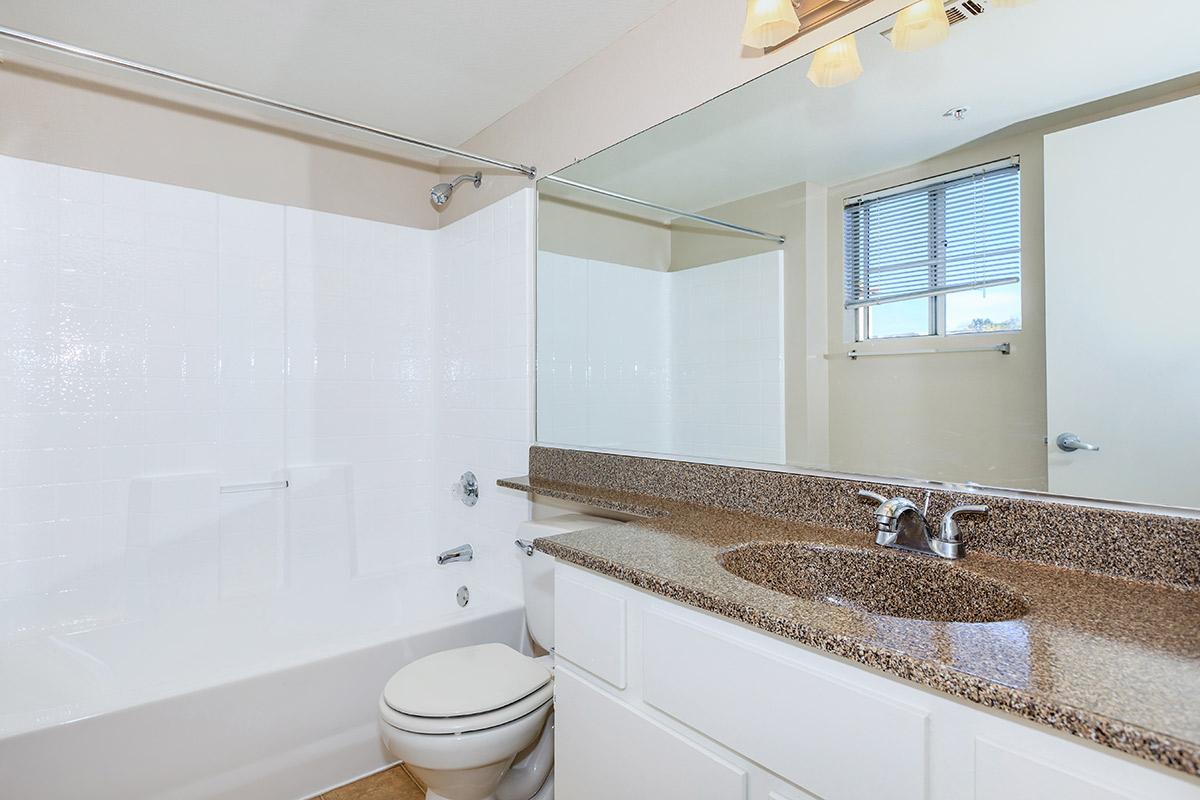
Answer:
320;764;424;800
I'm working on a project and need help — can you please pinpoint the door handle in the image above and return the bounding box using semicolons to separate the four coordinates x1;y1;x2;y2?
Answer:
1056;432;1100;452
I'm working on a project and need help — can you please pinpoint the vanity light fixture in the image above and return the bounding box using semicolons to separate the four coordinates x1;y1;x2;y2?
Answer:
741;0;801;49
891;0;951;52
807;34;864;88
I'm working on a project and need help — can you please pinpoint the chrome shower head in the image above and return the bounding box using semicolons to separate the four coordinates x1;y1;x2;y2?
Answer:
430;171;482;210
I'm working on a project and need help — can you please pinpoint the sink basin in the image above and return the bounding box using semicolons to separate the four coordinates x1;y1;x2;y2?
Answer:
718;542;1029;623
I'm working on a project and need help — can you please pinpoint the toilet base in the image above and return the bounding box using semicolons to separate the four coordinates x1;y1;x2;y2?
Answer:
407;761;510;800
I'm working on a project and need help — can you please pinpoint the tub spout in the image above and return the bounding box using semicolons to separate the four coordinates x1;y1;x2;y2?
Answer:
436;544;473;565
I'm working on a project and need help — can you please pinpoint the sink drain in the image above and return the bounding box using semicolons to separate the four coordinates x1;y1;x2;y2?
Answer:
456;585;470;607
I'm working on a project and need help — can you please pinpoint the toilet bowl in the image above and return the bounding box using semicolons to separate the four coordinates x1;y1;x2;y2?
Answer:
378;514;614;800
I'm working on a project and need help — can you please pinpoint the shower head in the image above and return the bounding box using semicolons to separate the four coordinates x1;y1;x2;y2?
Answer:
430;171;482;210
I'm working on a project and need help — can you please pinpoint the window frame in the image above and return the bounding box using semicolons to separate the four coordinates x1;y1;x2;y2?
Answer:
846;158;1022;343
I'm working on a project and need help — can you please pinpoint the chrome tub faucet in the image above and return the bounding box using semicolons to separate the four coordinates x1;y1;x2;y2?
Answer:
436;544;474;565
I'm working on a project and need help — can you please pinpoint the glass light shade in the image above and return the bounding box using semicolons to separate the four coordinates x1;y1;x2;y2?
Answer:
891;0;951;52
741;0;801;49
806;35;864;88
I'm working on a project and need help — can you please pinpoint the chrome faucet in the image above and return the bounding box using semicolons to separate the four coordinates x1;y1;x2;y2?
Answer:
436;544;474;565
856;490;988;560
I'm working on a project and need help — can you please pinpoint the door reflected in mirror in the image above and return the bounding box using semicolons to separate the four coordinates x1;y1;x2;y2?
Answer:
536;0;1200;510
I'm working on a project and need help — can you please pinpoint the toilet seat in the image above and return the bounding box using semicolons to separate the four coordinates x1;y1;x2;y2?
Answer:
380;643;553;735
380;681;554;735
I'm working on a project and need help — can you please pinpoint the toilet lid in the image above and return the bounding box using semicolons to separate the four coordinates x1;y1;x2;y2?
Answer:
379;681;553;735
382;643;551;718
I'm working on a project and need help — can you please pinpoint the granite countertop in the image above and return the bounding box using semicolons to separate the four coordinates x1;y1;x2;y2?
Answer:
499;475;1200;777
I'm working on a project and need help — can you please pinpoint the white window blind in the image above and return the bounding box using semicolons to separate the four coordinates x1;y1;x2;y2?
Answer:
844;160;1021;309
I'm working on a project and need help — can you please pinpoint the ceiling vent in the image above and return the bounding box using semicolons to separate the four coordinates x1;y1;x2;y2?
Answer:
881;0;984;40
948;1;986;24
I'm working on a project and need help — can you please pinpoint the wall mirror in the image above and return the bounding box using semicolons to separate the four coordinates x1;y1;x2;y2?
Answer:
535;0;1200;512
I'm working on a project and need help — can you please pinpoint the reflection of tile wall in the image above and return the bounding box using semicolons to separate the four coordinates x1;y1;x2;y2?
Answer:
536;251;785;464
537;253;670;454
670;252;785;464
0;154;532;638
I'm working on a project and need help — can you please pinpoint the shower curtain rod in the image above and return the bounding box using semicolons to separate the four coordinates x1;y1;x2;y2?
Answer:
1;25;784;243
0;25;537;178
541;175;787;244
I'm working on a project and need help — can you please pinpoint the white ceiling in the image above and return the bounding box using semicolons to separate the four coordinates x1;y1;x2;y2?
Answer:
0;0;677;156
557;0;1200;212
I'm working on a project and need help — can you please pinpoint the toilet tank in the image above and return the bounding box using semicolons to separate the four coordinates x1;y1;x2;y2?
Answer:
517;513;616;652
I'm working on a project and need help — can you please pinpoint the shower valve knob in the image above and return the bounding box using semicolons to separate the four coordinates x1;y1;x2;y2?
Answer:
451;471;479;507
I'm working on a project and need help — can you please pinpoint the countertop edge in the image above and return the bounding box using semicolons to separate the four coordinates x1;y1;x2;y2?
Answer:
497;476;672;518
498;475;1200;778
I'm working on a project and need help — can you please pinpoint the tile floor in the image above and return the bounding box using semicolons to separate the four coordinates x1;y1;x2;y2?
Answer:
315;765;424;800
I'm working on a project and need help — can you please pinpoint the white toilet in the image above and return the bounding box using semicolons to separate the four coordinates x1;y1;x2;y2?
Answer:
378;514;612;800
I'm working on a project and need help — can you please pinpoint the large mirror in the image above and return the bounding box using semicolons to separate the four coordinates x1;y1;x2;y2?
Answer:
535;0;1200;511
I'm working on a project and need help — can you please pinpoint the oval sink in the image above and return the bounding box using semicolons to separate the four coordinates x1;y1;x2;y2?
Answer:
718;542;1029;623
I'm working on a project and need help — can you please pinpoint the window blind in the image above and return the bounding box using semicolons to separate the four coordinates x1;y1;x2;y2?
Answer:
843;161;1021;309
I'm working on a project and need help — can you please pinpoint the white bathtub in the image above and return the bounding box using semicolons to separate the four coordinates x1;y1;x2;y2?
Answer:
0;567;526;799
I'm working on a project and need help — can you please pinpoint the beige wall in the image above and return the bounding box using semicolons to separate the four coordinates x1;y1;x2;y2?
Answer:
0;62;441;228
441;0;912;224
538;195;672;270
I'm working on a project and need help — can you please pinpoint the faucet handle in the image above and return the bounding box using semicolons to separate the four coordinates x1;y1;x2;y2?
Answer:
939;504;989;543
856;489;887;506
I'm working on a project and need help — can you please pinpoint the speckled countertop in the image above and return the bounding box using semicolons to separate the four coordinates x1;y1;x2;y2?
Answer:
499;475;1200;777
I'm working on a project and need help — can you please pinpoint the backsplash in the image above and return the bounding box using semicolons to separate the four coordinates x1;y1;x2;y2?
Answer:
522;446;1200;589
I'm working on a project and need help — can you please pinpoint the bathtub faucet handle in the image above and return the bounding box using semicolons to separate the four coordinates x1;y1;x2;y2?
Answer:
450;471;479;507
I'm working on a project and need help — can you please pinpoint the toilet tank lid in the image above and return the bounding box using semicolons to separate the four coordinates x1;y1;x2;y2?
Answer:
516;513;616;538
383;643;551;718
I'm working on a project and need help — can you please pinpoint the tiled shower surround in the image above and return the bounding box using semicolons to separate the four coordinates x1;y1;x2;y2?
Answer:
0;154;533;638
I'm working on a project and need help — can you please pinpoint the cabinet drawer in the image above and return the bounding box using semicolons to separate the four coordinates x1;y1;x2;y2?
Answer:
556;665;748;800
554;566;627;688
643;610;929;800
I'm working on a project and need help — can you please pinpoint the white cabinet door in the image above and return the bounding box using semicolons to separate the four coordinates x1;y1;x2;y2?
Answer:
1043;93;1200;507
554;568;628;688
555;665;748;800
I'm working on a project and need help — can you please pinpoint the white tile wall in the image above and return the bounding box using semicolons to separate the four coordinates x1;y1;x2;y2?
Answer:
284;208;437;578
433;190;534;601
0;154;534;639
537;250;784;464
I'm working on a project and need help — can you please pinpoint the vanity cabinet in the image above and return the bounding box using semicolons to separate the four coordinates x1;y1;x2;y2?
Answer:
552;562;1200;800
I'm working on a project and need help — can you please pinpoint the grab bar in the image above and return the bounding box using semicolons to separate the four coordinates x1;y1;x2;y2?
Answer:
219;480;289;494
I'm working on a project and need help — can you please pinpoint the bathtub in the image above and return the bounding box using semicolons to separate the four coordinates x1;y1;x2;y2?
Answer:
0;566;526;799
